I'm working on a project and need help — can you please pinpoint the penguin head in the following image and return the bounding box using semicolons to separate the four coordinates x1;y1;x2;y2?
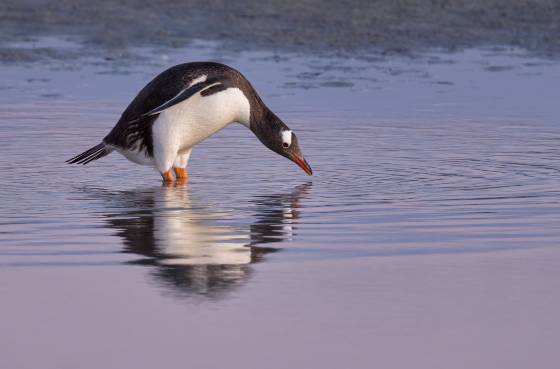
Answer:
251;111;313;176
276;128;313;176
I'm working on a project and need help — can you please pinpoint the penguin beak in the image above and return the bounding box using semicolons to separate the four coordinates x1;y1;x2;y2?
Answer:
291;154;313;176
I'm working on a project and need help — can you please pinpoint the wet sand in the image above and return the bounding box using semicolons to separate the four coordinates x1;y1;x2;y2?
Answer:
1;0;560;63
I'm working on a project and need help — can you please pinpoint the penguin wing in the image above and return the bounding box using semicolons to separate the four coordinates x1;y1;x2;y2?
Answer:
115;62;239;124
141;77;230;117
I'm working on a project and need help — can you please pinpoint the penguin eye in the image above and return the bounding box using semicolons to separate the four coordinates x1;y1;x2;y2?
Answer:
283;142;289;148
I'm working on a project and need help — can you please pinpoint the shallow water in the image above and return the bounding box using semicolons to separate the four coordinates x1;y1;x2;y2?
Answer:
1;42;560;368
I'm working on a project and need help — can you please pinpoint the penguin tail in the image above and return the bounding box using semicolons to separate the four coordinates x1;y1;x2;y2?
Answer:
66;143;111;165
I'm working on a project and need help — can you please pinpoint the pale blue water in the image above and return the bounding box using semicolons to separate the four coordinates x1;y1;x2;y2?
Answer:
1;41;559;369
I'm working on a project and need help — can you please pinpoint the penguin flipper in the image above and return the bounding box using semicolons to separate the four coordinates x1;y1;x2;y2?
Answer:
141;77;230;118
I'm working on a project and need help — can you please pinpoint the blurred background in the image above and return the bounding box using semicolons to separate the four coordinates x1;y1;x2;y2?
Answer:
1;0;560;61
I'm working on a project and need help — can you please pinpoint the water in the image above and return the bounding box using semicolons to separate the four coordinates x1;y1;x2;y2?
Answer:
1;41;560;368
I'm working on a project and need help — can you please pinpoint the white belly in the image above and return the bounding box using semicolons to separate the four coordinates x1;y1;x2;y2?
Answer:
151;87;250;172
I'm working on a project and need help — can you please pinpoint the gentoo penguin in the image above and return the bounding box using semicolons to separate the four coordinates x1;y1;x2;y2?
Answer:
67;62;312;182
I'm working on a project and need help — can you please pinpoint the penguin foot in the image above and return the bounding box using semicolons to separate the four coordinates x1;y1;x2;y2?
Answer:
161;169;175;183
173;167;188;180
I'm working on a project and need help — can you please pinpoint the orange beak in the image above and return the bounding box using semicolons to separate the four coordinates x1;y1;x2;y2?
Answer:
291;155;313;176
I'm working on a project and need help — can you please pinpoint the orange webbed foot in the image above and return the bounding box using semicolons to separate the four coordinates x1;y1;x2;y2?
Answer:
161;169;175;183
173;167;188;181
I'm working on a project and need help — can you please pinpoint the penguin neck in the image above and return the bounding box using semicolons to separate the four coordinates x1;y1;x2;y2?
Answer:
249;102;288;152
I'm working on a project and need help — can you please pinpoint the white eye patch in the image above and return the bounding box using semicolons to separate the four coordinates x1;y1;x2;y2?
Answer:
281;130;292;148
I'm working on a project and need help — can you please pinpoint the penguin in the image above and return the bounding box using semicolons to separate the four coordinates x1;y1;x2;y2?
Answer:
67;62;313;182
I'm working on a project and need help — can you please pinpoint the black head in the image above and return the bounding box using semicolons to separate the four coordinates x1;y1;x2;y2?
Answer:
250;110;313;176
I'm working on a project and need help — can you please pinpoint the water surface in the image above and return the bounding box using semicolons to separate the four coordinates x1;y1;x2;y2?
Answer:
1;42;560;369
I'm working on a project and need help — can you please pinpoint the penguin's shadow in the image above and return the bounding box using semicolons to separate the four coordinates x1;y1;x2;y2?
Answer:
83;183;311;299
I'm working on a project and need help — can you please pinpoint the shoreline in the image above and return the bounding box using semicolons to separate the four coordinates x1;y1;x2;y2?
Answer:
1;0;559;63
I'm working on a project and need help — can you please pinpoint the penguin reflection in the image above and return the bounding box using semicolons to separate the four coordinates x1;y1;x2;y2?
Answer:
100;183;311;298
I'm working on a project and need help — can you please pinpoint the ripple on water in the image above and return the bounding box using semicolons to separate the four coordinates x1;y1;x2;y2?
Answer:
1;51;560;295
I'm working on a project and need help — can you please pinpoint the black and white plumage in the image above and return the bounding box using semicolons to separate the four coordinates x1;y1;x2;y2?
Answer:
67;62;312;181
